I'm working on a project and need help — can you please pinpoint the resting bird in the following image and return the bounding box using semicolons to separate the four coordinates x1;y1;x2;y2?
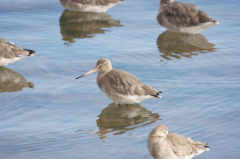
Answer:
157;0;220;34
60;0;123;13
148;125;210;159
0;38;35;66
76;58;162;106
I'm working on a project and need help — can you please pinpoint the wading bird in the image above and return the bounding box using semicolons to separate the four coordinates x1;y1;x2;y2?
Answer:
76;58;162;107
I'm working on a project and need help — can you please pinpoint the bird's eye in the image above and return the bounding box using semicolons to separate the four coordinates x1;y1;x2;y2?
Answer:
100;64;103;67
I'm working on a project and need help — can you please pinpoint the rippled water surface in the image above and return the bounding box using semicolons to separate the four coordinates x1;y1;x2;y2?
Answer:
0;0;240;158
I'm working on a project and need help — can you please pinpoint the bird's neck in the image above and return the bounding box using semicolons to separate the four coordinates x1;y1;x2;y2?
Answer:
96;69;112;89
98;69;112;77
158;5;166;13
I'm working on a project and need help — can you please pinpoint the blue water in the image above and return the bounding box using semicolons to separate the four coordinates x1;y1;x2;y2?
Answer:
0;0;240;158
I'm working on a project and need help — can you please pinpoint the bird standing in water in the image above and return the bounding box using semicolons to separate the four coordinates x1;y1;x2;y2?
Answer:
157;0;220;34
76;58;162;107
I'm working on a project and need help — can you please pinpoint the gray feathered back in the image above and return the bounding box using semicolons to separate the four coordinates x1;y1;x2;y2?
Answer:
157;2;214;28
0;38;34;58
97;69;160;96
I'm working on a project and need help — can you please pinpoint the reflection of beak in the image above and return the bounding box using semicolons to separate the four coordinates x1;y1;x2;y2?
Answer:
76;68;98;79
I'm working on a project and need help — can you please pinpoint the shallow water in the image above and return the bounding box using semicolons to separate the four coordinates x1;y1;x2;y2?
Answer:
0;0;240;158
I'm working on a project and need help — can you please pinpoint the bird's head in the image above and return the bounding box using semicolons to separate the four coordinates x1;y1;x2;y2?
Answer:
149;125;169;139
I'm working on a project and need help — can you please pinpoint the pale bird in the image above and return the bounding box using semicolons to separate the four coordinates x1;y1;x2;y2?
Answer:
157;0;220;34
76;58;162;107
148;125;210;159
60;0;123;13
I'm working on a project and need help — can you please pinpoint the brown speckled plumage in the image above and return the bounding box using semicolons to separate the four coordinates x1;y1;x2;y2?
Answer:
157;2;215;28
157;0;219;33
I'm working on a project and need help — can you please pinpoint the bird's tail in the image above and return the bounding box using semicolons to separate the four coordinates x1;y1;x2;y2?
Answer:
151;91;163;98
23;49;35;56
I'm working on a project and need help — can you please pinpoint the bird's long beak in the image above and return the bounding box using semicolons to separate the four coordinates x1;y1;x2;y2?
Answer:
76;68;98;79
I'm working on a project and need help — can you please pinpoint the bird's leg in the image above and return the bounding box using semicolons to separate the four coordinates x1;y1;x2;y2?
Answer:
118;104;121;108
126;104;128;109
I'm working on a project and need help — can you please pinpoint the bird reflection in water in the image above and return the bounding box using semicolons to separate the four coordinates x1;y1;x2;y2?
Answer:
95;103;161;141
0;66;33;93
59;9;123;43
157;31;218;60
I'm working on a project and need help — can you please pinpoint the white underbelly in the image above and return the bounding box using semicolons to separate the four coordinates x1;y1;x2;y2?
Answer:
0;56;28;66
64;2;120;13
165;21;220;34
102;91;160;104
177;22;220;34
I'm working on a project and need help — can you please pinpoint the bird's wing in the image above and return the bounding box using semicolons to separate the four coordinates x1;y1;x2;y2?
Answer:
162;2;213;28
71;0;121;5
166;132;198;158
197;10;214;23
0;38;14;58
99;69;159;96
0;38;33;58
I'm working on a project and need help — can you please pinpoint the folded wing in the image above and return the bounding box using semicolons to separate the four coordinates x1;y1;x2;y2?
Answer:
167;132;198;158
160;2;214;28
0;38;34;58
99;69;160;97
